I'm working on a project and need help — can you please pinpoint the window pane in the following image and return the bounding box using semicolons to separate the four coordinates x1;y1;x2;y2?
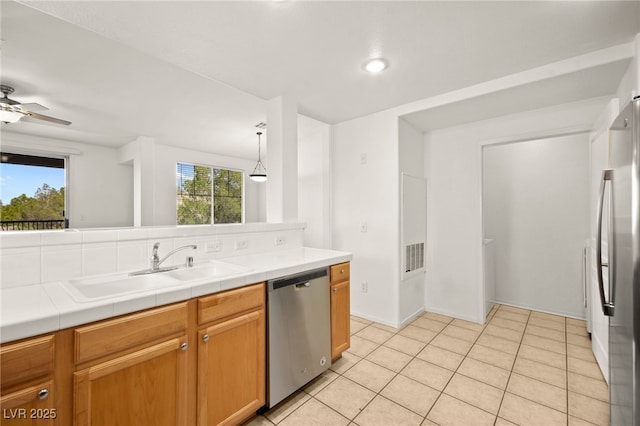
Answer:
213;168;242;224
176;163;212;225
0;152;66;231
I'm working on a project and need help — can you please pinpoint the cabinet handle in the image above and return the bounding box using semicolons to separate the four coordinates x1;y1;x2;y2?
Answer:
202;334;210;343
37;389;49;401
180;342;188;351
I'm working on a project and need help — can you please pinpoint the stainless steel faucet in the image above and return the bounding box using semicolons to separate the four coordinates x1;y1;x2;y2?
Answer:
151;242;198;272
129;242;198;276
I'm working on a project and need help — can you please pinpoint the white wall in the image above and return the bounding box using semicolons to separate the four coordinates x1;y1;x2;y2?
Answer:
424;98;610;323
588;99;619;382
266;96;299;223
332;111;400;327
298;115;332;249
1;132;133;228
483;133;590;318
398;118;426;324
70;144;133;228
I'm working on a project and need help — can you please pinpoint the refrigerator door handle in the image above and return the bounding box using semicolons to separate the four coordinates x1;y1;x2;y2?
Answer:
596;169;615;316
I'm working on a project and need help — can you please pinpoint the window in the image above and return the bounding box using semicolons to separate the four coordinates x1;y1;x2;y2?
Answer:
176;162;243;225
0;152;68;231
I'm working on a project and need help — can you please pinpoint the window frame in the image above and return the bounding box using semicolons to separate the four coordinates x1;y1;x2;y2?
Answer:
176;161;245;226
0;150;69;230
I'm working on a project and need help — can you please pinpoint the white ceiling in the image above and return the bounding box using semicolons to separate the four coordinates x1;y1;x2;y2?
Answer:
1;1;267;158
1;1;639;158
402;60;632;131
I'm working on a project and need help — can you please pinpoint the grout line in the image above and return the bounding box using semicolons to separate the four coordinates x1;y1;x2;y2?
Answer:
260;307;599;426
315;314;446;422
306;393;354;425
346;311;461;422
422;308;491;422
493;305;531;425
361;314;454;420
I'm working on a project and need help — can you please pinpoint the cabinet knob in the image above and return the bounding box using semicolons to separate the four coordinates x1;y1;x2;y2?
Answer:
37;389;49;401
180;342;188;351
333;287;338;293
202;334;210;343
340;269;345;274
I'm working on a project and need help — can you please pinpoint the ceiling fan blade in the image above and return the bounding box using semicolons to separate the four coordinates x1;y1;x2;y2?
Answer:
19;102;48;111
24;111;71;126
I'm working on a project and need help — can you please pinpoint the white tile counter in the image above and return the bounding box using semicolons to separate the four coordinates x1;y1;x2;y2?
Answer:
0;247;351;343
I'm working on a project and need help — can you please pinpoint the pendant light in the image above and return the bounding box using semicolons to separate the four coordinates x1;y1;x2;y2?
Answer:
249;131;267;182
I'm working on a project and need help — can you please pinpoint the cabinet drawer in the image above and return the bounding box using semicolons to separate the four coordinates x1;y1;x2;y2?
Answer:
198;283;264;325
330;262;350;283
74;302;188;365
1;335;54;390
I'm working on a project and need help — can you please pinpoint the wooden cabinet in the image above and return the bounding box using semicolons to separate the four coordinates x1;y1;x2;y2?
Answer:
0;335;57;426
3;270;348;425
197;283;265;426
330;262;351;361
72;303;190;426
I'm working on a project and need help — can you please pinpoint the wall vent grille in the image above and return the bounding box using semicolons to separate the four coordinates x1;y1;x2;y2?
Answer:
405;242;424;273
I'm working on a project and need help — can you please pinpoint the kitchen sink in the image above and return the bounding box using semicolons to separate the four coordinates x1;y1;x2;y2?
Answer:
62;273;180;302
165;261;250;281
61;260;251;302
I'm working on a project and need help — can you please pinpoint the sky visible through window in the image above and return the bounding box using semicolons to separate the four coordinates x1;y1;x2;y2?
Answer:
0;163;65;204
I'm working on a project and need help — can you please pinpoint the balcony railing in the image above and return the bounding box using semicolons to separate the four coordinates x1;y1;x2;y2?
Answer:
1;220;67;231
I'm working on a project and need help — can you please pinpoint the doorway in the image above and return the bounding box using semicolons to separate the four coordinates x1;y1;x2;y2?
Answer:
481;133;590;318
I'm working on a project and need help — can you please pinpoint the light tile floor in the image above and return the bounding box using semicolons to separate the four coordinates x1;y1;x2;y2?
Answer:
245;304;609;426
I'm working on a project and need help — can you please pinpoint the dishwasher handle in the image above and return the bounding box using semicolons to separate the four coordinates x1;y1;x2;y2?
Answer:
270;268;328;290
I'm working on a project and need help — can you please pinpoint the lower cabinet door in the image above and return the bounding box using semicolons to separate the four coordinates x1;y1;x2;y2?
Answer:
73;337;189;426
1;380;56;426
197;309;265;426
331;280;351;360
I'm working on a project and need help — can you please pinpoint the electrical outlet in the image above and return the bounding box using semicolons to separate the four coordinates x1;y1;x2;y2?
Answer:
360;222;368;233
360;153;367;165
235;240;249;250
275;236;286;246
205;241;221;253
361;282;368;293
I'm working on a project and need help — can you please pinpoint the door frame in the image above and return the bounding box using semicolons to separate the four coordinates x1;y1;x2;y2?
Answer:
476;125;591;323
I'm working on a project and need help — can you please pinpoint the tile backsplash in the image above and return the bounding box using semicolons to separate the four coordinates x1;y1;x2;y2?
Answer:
0;223;305;289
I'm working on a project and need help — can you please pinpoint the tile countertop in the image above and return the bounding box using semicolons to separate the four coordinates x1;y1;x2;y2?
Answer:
0;247;352;344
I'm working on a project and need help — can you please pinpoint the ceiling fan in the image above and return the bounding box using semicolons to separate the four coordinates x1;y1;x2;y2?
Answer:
0;85;71;126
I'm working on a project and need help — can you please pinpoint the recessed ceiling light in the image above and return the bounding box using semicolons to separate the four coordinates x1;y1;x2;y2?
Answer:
364;58;389;74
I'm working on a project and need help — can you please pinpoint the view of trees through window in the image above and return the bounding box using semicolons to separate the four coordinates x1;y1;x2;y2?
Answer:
176;163;243;225
0;153;66;231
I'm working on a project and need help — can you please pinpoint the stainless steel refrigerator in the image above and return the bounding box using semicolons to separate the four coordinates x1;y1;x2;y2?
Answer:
596;95;640;426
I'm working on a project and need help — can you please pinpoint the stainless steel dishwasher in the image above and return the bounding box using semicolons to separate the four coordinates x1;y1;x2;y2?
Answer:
266;267;331;408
